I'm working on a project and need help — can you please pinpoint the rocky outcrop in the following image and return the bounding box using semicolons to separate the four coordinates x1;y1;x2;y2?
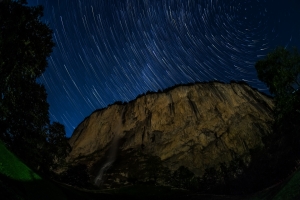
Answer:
67;82;274;187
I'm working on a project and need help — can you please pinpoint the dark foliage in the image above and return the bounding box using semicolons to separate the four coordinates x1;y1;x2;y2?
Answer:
0;0;53;154
47;122;72;169
181;158;248;195
171;166;195;189
255;47;300;96
127;154;164;184
59;164;90;188
247;46;300;190
0;0;70;174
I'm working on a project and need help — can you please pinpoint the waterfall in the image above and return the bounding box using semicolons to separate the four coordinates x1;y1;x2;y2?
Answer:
94;108;124;186
94;133;120;186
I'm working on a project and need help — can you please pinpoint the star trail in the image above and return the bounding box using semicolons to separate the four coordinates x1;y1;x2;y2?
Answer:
26;0;300;137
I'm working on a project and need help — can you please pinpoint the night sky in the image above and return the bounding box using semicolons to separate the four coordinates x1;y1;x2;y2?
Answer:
26;0;300;137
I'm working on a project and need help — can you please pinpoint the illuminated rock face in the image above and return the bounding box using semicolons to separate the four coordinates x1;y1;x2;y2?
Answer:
67;82;274;184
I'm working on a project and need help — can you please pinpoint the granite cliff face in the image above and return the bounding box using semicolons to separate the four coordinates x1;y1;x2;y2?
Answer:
67;82;274;187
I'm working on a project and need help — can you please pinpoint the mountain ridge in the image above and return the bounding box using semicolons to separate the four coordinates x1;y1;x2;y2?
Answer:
66;81;274;188
74;81;272;130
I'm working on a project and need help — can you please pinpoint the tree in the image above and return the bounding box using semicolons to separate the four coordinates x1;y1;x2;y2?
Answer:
0;0;69;173
47;122;71;168
255;46;300;126
59;164;90;188
171;166;195;189
254;47;300;184
255;46;300;119
0;0;53;141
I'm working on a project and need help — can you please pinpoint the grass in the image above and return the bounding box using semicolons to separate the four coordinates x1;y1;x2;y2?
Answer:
0;141;41;181
0;140;67;200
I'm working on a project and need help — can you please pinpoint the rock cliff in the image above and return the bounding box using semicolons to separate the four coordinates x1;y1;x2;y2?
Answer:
67;82;274;187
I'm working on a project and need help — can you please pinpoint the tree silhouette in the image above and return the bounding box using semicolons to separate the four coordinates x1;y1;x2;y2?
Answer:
0;0;69;173
254;46;300;185
255;46;300;119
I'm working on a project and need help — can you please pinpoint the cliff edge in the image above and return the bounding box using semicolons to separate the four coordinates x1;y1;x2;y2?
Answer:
67;82;274;187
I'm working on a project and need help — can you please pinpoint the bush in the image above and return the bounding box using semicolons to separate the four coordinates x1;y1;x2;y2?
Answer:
59;164;90;188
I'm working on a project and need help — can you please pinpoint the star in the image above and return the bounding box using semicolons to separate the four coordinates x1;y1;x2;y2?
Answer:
26;0;300;137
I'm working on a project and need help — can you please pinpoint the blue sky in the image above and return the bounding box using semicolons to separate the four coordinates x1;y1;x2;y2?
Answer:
26;0;300;137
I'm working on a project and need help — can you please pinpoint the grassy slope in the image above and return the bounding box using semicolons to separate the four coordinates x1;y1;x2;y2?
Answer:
0;140;115;200
0;141;67;200
249;168;300;200
273;169;300;199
